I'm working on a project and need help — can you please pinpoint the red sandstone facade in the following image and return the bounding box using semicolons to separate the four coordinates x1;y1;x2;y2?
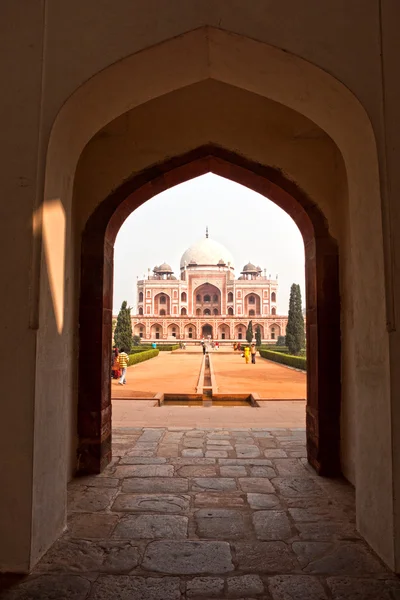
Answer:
130;233;288;341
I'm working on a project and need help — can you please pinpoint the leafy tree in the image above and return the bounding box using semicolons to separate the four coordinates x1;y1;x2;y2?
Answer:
132;335;141;346
285;284;305;355
246;320;253;344
276;335;286;346
114;301;133;352
255;325;262;347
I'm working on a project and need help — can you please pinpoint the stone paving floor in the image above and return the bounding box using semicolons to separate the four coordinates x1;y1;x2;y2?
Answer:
2;427;400;599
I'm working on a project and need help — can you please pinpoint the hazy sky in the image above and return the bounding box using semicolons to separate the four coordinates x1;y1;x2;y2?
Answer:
113;174;305;314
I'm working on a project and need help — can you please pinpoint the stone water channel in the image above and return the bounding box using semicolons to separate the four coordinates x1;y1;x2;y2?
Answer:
160;353;258;408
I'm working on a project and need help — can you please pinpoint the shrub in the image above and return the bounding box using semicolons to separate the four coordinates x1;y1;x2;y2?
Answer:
259;345;288;353
286;283;305;355
246;320;253;344
128;349;159;366
258;349;306;371
157;344;180;351
276;335;286;346
129;346;152;353
114;301;133;352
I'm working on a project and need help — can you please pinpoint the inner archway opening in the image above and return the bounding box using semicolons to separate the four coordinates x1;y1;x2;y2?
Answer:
78;148;340;478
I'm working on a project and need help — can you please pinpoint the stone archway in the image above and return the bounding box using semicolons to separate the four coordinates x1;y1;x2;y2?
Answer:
78;147;340;476
202;324;213;339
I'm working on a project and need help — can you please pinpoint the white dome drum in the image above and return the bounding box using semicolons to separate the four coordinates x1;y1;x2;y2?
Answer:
180;236;234;269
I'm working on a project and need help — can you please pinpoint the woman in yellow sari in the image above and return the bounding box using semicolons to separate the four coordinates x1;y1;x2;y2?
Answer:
244;346;250;364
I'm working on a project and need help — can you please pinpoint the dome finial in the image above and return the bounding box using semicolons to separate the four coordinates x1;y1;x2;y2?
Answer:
205;226;209;238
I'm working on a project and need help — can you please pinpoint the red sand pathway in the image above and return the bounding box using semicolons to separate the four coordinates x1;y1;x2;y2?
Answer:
211;349;306;398
111;350;202;398
111;347;307;428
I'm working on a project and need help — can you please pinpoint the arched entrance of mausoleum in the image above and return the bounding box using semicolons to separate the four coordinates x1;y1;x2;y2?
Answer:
31;26;396;575
202;323;213;339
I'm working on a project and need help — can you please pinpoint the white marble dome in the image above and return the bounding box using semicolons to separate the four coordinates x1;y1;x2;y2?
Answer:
180;236;234;269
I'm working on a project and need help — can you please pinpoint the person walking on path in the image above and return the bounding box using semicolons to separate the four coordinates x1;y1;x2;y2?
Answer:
202;342;206;355
251;343;257;364
118;347;129;385
244;345;250;364
112;347;121;379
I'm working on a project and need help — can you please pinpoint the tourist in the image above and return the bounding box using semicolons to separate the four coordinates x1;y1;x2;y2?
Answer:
112;346;121;379
151;341;157;349
118;347;129;385
202;342;206;355
233;342;237;351
244;345;250;364
215;341;219;350
251;343;256;364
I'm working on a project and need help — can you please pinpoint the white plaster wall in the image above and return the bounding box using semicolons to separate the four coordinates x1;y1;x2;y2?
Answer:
0;1;44;572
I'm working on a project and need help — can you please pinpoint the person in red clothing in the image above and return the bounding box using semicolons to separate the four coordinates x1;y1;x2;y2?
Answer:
112;347;121;379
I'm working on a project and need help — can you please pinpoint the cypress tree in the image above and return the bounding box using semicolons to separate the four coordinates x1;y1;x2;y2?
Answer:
255;325;262;347
246;320;253;344
285;284;305;355
114;301;133;352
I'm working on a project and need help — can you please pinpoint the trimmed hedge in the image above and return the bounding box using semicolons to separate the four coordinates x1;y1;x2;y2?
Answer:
158;344;180;351
128;349;159;366
129;346;152;353
258;345;289;353
258;349;307;371
129;344;179;353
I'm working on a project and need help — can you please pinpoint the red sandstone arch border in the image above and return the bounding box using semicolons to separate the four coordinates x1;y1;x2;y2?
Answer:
78;145;341;476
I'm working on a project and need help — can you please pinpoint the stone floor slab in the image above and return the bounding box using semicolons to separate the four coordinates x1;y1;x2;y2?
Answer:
247;493;281;510
194;493;245;508
220;459;273;466
114;464;174;478
252;510;293;540
36;539;141;573
268;574;328;599
191;478;237;492
226;574;264;597
206;450;229;458
234;542;299;573
67;488;117;513
184;439;205;448
273;458;310;477
122;477;189;494
157;445;180;457
249;466;276;478
238;478;275;494
112;514;188;539
182;449;205;457
220;466;247;477
264;449;288;458
142;540;234;574
67;513;119;539
89;575;181;600
272;477;326;498
111;494;190;513
195;509;246;539
0;574;91;600
177;465;218;477
186;576;224;597
120;457;167;465
326;576;400;600
303;542;387;575
235;445;261;458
